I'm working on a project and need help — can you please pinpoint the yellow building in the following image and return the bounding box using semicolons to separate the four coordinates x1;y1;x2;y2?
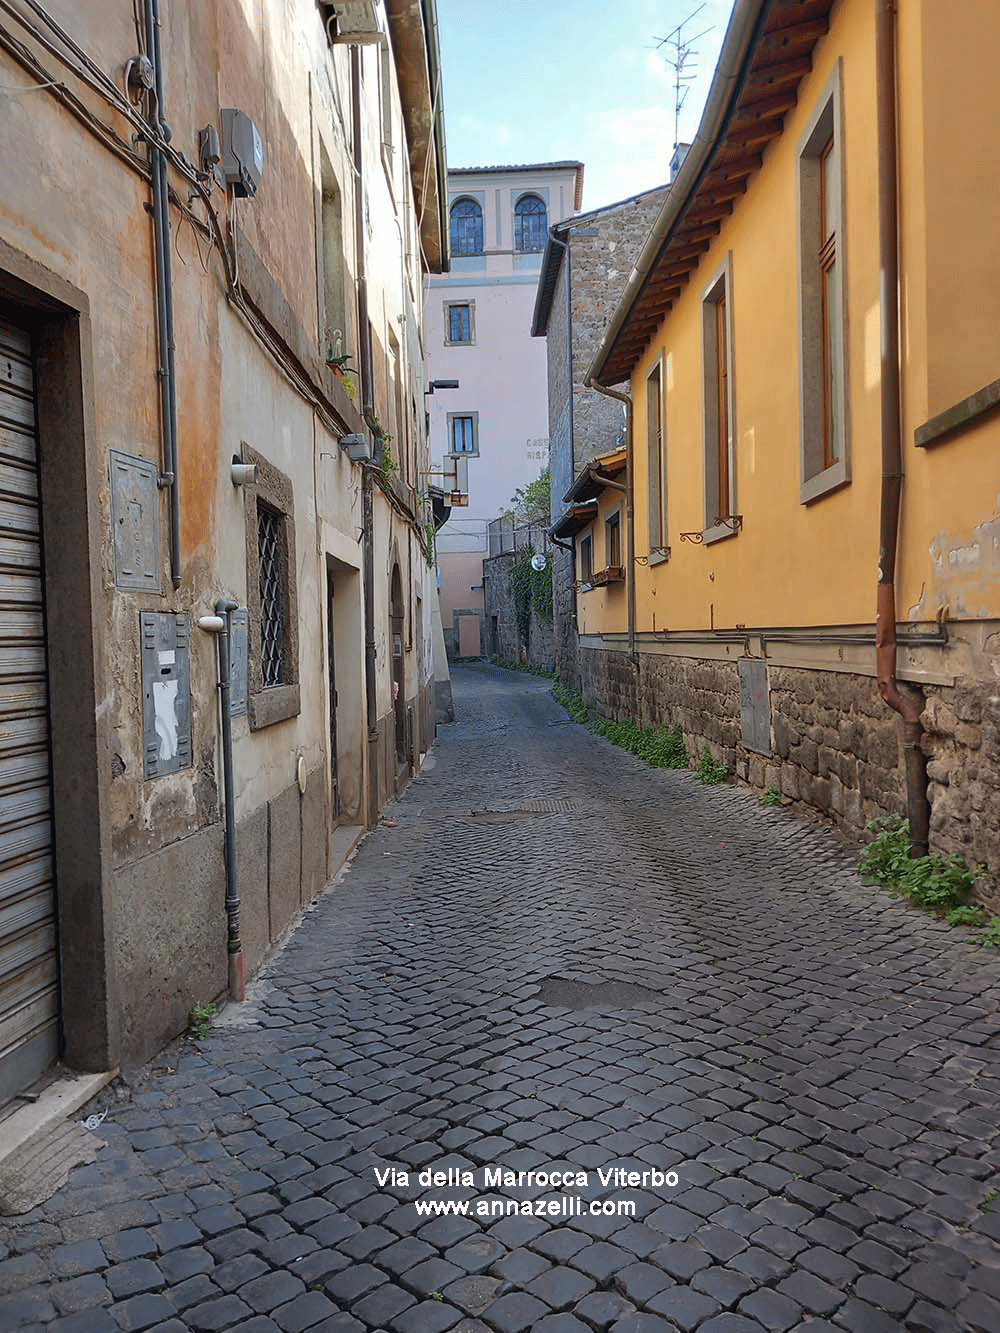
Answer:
560;0;1000;887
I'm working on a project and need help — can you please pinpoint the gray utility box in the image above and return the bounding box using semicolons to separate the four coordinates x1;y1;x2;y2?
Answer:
739;657;772;755
220;108;264;198
141;613;192;778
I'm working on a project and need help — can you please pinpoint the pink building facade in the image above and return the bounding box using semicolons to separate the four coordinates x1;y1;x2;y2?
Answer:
426;163;583;658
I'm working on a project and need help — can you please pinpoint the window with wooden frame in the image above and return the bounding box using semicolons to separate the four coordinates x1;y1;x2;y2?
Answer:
579;533;593;584
448;412;478;456
445;302;474;345
701;255;736;543
646;360;668;561
798;64;849;503
605;510;621;570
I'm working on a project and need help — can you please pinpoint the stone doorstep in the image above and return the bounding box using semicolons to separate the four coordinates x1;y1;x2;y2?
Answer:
0;1067;119;1169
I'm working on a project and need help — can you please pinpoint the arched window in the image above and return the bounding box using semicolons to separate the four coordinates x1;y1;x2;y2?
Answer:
514;194;547;252
450;197;483;257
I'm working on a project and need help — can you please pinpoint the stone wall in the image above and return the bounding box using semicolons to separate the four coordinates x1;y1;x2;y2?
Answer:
923;684;1000;908
546;186;669;696
483;552;555;671
576;645;1000;900
552;546;580;690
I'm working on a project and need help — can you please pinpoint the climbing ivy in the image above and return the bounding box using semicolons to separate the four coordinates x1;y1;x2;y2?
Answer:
509;546;553;646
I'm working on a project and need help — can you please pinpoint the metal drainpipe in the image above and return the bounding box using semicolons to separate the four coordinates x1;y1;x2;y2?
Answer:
144;0;180;589
875;0;929;858
200;601;244;1001
351;44;379;827
548;228;577;669
586;379;637;664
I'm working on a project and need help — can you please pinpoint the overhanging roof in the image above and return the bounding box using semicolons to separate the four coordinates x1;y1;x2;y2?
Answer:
562;448;628;505
590;0;835;385
550;501;598;541
531;184;670;339
386;0;450;273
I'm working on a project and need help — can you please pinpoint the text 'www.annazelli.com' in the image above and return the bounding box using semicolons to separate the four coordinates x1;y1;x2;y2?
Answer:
414;1196;638;1219
374;1165;681;1219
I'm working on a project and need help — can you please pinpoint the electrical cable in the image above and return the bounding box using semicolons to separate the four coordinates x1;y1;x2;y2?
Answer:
0;4;427;537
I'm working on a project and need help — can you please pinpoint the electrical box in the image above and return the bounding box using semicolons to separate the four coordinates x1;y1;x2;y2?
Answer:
229;609;248;717
220;109;264;198
110;450;160;592
322;1;382;44
141;614;192;778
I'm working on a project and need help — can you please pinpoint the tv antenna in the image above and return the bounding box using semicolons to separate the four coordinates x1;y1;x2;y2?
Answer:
654;4;713;149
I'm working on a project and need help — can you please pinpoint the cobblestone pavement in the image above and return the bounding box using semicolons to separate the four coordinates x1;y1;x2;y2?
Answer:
7;666;1000;1333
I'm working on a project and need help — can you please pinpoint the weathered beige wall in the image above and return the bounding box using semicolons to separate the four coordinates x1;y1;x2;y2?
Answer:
0;0;440;1064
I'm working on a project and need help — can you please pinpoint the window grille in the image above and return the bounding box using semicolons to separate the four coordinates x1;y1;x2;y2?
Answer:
257;503;285;687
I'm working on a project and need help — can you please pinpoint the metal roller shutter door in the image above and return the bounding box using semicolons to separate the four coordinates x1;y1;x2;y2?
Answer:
0;315;59;1104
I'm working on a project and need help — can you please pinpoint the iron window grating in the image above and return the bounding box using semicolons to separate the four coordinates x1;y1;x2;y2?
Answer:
257;501;285;687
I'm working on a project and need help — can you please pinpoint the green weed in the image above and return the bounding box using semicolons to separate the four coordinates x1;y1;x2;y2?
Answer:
550;682;589;724
859;815;978;920
945;905;985;927
694;748;729;785
189;1002;216;1041
980;919;1000;950
590;717;688;769
760;785;781;808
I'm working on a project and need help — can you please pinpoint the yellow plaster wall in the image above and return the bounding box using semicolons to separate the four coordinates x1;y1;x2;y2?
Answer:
582;0;1000;637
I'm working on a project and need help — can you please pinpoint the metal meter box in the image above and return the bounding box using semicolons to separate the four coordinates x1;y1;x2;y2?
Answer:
141;613;192;778
739;657;772;755
110;450;160;591
220;109;264;197
229;609;249;717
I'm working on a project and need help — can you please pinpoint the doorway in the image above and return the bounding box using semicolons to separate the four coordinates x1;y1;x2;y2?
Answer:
0;312;60;1103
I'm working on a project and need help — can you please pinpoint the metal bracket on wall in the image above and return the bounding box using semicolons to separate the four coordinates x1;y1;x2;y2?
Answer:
713;514;744;532
679;531;704;544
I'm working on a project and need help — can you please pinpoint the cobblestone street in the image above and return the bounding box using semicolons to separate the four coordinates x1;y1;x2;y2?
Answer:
7;666;1000;1333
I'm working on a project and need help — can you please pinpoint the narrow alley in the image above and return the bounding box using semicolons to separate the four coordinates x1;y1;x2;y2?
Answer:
6;667;1000;1333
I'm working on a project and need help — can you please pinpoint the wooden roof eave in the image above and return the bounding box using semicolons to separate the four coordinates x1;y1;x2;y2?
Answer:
591;0;835;388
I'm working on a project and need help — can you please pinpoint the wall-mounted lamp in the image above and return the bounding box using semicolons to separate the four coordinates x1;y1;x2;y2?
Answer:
425;379;460;395
231;459;258;486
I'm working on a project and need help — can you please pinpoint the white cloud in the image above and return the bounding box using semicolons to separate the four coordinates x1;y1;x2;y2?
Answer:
496;124;513;147
607;104;673;149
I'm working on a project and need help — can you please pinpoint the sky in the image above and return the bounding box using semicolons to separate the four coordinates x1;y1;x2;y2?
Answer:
436;0;736;213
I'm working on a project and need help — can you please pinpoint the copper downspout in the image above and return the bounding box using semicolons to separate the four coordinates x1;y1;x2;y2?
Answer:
586;379;636;663
875;0;929;857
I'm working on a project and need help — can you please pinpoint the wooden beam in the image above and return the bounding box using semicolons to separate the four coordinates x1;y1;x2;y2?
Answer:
732;90;798;125
644;283;683;302
664;240;711;263
685;198;736;224
749;54;812;86
757;15;829;61
710;151;763;178
729;117;787;152
675;222;721;244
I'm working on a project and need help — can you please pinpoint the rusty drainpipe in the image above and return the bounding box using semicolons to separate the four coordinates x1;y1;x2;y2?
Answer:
875;0;929;857
585;379;636;664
